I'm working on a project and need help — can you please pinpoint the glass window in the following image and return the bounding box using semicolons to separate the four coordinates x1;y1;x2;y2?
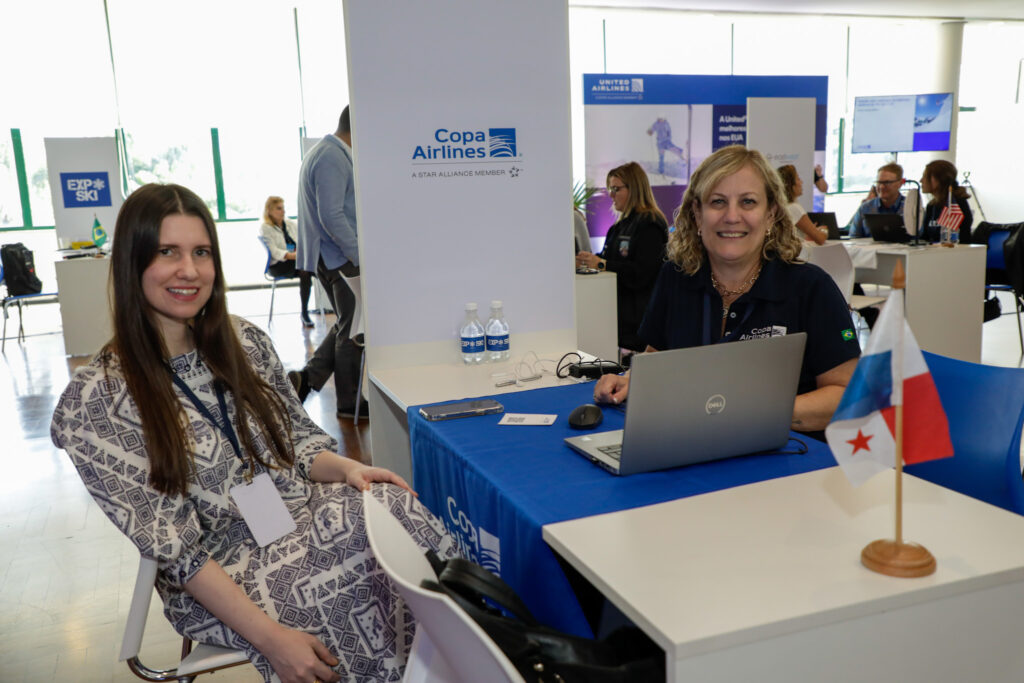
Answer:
294;0;349;136
122;126;217;212
0;135;20;228
842;20;951;191
0;1;117;228
957;22;1024;222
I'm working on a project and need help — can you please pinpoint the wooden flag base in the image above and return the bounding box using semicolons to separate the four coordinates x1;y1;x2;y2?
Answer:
861;539;936;577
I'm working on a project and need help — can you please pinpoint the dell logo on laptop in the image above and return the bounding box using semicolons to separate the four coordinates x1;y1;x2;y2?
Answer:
705;394;726;415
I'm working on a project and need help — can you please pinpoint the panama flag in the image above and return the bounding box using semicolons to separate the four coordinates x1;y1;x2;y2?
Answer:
825;291;953;486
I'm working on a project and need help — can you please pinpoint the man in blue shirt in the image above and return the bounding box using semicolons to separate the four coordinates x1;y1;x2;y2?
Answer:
847;162;905;238
289;106;365;418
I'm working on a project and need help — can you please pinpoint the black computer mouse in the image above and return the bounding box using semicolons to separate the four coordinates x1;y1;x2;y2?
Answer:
568;403;604;430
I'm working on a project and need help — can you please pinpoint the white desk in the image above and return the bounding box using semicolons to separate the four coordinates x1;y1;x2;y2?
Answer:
544;468;1024;683
846;240;986;362
54;256;112;357
574;271;617;361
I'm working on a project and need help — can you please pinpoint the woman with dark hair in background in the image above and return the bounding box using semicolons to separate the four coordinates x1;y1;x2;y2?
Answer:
51;183;457;683
920;160;973;243
260;196;315;327
576;161;669;355
776;164;826;245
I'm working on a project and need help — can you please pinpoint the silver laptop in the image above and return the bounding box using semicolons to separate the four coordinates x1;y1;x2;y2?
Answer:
564;333;806;475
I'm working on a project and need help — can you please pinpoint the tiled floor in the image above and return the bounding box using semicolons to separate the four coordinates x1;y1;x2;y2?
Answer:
0;288;1021;682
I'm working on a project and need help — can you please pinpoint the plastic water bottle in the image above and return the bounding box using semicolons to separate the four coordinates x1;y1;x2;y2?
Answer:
459;303;485;364
485;300;510;362
949;224;960;245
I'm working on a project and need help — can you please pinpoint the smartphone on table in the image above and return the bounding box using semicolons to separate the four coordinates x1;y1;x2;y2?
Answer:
419;399;504;421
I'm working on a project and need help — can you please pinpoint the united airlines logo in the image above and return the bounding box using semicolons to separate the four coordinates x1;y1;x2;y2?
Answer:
60;172;112;208
411;127;519;162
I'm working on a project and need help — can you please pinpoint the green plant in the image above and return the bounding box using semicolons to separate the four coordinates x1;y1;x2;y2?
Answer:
573;181;600;215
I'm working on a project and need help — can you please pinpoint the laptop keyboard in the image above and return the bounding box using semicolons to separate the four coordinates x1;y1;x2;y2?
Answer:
597;444;622;461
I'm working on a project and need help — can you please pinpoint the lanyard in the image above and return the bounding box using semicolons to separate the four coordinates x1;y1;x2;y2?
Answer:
167;368;248;477
702;291;756;346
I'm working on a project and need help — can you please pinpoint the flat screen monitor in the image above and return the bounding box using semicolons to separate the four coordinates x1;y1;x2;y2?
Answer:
852;93;954;154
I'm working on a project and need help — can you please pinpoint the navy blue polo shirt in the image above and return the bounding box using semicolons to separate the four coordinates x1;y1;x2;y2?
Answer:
638;258;861;395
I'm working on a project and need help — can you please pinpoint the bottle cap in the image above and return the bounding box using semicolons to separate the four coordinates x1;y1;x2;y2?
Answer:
465;302;477;311
491;300;502;308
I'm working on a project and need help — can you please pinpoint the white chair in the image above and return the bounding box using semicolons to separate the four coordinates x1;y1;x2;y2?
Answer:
120;556;250;682
804;242;886;318
361;489;525;683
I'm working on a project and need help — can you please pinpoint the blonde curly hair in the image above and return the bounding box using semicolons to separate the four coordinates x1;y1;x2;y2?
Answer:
667;145;803;275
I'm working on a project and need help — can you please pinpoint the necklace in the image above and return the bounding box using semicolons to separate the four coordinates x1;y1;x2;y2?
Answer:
710;261;763;297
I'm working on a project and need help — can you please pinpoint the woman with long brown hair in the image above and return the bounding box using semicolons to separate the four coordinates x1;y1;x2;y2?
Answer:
920;160;973;243
776;164;827;245
576;161;669;353
51;183;457;683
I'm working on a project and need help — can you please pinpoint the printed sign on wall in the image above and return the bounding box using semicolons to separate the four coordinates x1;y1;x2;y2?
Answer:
59;172;112;208
45;137;123;248
583;74;828;242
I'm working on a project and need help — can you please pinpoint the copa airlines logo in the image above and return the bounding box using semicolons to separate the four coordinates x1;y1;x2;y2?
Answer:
412;127;518;162
446;496;501;573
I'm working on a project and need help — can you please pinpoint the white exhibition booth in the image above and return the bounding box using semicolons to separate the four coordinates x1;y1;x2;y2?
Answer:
340;2;1009;681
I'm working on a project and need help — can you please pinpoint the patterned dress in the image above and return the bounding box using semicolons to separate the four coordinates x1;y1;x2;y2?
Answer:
50;317;458;682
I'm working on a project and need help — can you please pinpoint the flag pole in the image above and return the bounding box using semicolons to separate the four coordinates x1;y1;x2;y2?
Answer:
861;261;936;577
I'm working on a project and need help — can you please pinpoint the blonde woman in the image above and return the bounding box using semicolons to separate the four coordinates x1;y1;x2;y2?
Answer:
576;162;669;352
594;146;860;437
260;196;314;327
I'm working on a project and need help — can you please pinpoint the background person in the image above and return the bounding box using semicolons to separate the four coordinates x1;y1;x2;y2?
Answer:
594;145;860;436
813;163;828;193
646;116;686;177
576;161;669;356
920;159;974;243
51;183;457;683
259;195;314;327
291;106;364;419
847;162;905;238
776;164;826;245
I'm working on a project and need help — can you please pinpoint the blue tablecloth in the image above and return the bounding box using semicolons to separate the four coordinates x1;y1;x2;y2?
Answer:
408;381;837;637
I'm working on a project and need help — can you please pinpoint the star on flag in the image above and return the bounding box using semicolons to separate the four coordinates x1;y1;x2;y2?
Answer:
846;429;873;454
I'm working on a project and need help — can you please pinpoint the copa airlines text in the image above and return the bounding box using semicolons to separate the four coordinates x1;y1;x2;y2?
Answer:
412;128;487;160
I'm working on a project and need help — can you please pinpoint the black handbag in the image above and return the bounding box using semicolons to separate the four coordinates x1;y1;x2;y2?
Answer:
423;552;665;683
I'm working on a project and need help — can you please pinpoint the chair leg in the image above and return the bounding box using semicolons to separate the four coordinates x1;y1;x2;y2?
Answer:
17;300;26;343
268;280;277;325
353;345;367;425
2;300;8;353
1016;296;1023;357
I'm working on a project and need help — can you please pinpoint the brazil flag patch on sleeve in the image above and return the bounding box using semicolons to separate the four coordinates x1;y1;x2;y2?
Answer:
841;328;855;341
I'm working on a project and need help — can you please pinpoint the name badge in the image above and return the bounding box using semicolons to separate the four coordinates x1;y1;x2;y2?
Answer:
230;472;297;547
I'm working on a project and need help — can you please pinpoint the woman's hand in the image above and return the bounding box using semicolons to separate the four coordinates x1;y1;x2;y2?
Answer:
285;250;297;260
261;625;341;683
309;451;414;495
593;373;629;405
345;463;416;495
576;251;601;269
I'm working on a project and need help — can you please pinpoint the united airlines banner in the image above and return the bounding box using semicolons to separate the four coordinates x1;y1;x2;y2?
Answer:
583;74;828;241
45;137;123;248
344;0;574;368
